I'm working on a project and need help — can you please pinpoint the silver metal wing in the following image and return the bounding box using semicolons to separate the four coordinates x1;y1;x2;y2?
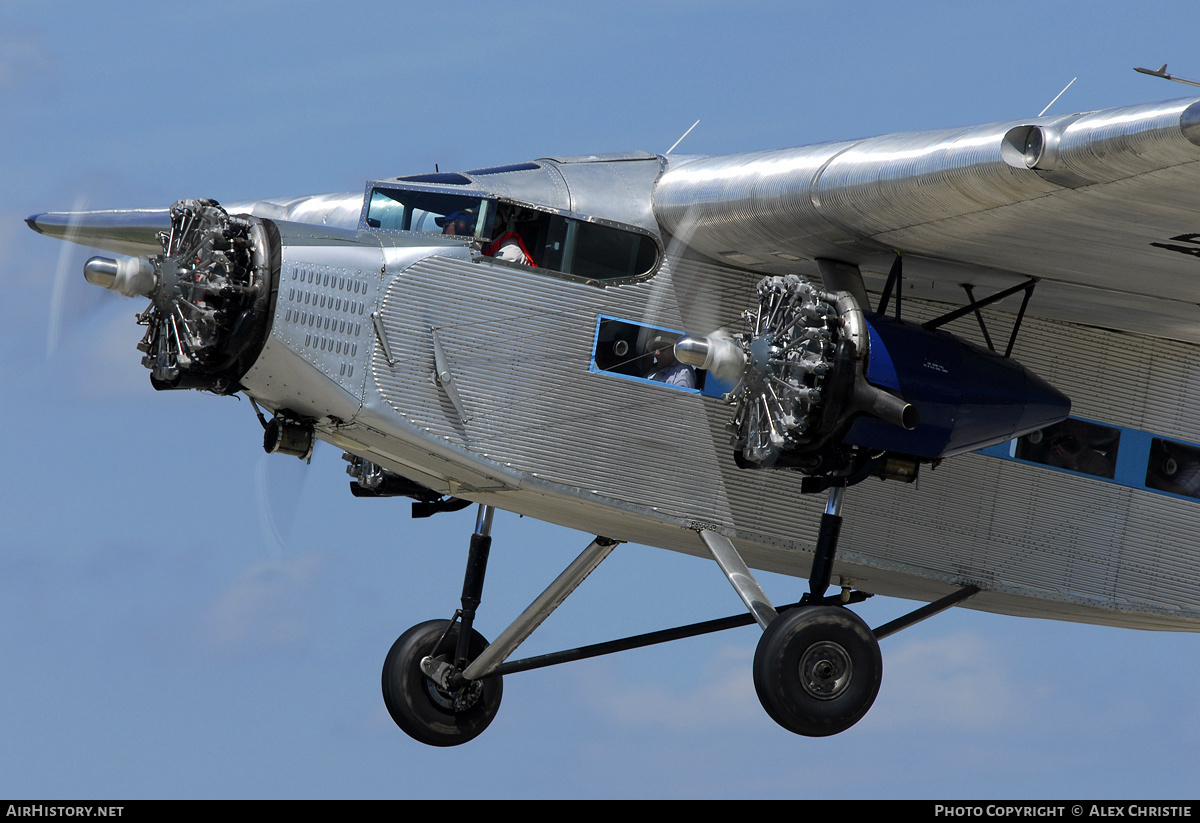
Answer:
655;97;1200;343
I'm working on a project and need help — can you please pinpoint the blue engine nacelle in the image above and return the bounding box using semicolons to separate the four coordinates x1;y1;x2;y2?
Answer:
844;315;1071;459
677;275;1070;477
681;278;1075;479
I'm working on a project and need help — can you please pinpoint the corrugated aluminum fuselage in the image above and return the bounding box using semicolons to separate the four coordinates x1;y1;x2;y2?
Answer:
237;217;1200;635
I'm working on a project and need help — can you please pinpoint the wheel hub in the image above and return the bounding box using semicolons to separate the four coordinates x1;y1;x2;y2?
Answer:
799;640;853;700
421;654;483;712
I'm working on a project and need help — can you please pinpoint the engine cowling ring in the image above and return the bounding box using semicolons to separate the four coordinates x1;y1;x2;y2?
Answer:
138;199;279;393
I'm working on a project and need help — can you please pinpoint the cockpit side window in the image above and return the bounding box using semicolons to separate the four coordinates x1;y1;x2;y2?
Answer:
491;203;660;283
363;185;661;284
366;188;493;239
570;219;659;280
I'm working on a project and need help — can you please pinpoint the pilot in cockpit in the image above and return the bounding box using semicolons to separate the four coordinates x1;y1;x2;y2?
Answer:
435;209;477;236
482;205;536;266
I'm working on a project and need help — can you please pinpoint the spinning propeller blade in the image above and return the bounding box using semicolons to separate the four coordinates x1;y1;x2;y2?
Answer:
27;208;172;257
256;445;316;561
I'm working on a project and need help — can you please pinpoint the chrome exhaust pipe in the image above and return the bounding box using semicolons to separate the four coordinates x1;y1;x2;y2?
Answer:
852;378;919;430
84;255;157;297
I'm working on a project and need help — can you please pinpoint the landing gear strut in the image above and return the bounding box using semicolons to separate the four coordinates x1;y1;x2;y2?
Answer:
704;485;883;736
382;504;621;746
381;505;504;747
380;499;978;745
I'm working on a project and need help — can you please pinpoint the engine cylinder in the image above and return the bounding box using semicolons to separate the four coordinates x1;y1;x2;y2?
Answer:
136;200;279;393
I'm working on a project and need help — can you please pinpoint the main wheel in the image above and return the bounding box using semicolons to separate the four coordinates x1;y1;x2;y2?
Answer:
382;619;503;747
753;606;881;737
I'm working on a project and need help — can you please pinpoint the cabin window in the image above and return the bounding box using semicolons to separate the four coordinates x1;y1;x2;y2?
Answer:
589;317;738;397
1013;418;1120;480
980;418;1200;504
1146;438;1200;497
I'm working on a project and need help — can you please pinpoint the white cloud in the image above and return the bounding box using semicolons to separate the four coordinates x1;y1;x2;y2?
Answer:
201;553;324;656
588;644;764;731
582;630;1022;736
0;34;50;92
870;631;1017;732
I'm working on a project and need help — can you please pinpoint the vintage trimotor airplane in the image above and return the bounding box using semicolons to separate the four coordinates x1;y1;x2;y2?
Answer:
26;89;1200;745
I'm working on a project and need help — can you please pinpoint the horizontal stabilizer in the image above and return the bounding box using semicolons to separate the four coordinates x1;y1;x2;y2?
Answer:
1134;64;1200;87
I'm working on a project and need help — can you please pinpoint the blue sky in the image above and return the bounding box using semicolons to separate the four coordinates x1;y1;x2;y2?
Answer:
3;0;1199;799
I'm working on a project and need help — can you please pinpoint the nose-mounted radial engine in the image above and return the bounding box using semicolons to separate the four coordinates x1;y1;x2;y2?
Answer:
84;199;279;394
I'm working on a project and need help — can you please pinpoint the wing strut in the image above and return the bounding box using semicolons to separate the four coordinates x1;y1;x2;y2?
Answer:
922;278;1038;358
875;253;904;319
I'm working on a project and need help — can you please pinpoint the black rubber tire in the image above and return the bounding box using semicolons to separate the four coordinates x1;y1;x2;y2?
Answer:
381;620;503;747
753;606;882;737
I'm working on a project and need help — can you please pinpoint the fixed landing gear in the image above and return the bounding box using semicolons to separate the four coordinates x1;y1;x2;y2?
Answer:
751;485;881;736
382;503;620;746
383;504;504;747
381;620;503;747
380;498;977;746
702;485;886;736
752;606;881;736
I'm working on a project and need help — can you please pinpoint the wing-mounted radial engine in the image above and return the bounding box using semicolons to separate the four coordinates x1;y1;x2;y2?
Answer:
84;199;279;394
670;273;1071;738
675;274;1071;488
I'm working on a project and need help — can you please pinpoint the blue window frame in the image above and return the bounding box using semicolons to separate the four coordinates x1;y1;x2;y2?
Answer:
977;416;1200;502
589;315;735;398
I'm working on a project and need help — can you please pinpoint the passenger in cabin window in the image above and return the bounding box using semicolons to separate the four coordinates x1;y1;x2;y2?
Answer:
645;332;696;389
1045;419;1113;478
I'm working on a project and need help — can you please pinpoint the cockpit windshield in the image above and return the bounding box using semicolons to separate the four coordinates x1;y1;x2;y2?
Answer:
366;188;493;238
